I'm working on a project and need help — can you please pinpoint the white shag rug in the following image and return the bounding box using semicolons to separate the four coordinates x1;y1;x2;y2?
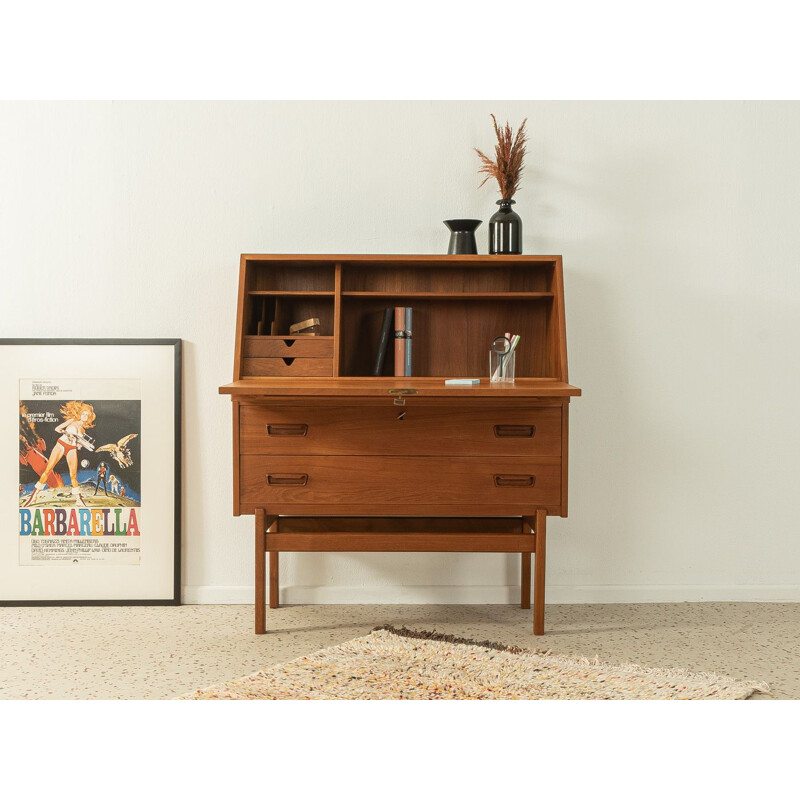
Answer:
178;625;770;700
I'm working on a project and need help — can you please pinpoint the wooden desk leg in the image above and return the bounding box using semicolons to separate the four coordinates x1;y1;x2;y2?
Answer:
533;509;547;635
521;516;533;610
521;554;532;609
255;508;266;634
269;517;280;609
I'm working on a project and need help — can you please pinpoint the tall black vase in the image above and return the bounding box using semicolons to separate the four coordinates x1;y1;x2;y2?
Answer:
489;199;522;255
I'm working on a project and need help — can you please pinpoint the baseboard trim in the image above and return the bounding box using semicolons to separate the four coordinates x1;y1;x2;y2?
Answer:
182;584;800;605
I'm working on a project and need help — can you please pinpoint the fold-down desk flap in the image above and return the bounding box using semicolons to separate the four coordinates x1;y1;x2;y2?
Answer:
219;377;581;399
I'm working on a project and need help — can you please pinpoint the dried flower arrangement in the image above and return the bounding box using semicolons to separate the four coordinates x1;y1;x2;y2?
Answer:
475;114;528;200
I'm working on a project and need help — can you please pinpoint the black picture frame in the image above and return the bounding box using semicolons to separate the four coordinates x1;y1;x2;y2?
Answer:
0;339;181;605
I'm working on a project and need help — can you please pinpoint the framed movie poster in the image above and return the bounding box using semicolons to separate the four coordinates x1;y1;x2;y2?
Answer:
0;339;181;605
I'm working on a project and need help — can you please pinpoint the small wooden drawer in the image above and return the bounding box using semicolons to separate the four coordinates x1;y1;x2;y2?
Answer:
241;358;333;377
240;403;562;456
239;455;561;514
243;336;334;358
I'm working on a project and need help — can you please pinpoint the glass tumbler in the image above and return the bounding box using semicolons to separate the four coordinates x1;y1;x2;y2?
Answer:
489;346;515;383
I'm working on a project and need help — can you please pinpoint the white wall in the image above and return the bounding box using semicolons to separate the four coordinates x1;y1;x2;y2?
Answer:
2;101;799;604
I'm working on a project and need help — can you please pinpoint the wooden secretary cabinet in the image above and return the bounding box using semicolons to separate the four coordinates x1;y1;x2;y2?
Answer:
219;254;580;634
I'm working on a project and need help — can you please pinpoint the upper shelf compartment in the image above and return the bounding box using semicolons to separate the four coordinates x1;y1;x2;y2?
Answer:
340;260;555;294
234;255;570;383
245;258;336;293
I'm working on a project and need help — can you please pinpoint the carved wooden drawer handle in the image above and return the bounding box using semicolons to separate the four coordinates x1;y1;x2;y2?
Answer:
266;424;308;436
267;474;309;486
494;425;536;438
494;474;535;487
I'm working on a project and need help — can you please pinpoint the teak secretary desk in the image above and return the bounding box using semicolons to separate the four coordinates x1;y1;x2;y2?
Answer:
219;254;580;634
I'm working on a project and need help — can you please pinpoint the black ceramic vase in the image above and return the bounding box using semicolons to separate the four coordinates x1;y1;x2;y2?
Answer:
444;219;482;254
488;199;522;254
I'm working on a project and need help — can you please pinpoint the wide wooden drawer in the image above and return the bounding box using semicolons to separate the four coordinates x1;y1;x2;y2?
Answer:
239;455;561;512
239;404;562;456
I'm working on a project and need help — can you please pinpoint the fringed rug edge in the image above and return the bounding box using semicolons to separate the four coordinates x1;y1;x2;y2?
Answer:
371;624;542;655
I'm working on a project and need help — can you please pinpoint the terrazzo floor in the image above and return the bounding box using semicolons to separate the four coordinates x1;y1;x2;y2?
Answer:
0;602;795;699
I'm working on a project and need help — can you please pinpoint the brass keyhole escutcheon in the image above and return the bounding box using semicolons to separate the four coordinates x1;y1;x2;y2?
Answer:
388;388;418;407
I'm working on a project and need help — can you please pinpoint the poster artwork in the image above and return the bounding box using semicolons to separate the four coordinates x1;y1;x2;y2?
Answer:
18;380;141;565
